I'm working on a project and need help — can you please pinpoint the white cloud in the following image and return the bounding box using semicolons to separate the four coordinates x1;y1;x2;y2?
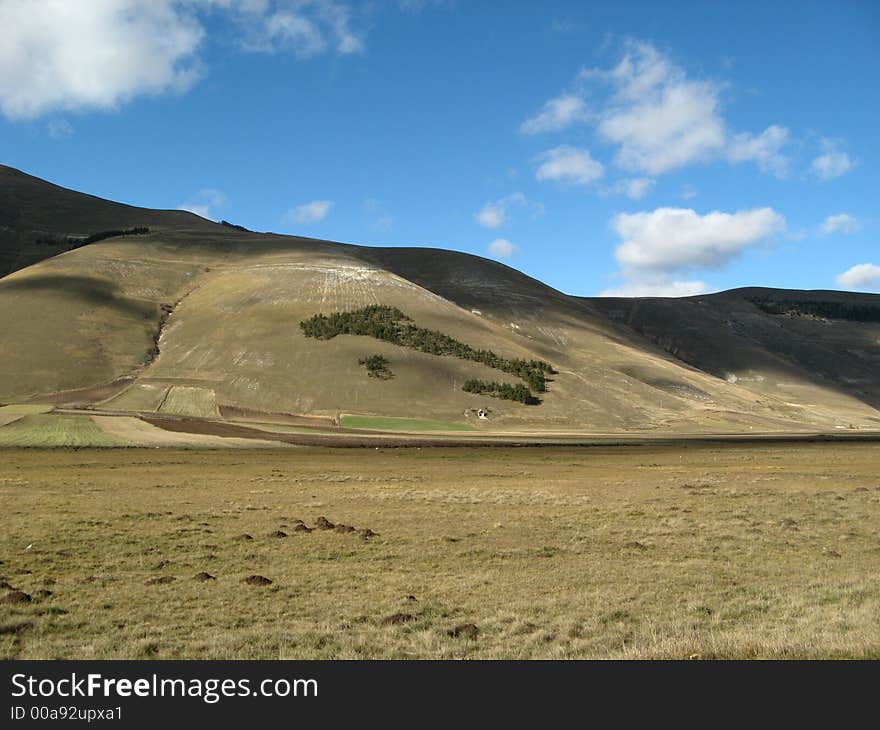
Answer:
0;0;204;120
525;40;791;178
178;189;226;220
0;0;366;120
288;200;333;224
520;94;590;134
588;41;726;175
535;145;604;186
474;192;542;228
836;263;880;291
599;81;725;175
811;151;855;181
613;207;785;273
46;118;74;140
820;213;860;236
487;238;517;259
727;125;789;176
601;206;785;297
598;277;709;298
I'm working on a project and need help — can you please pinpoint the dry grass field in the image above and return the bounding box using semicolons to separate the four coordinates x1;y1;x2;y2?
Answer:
2;443;879;659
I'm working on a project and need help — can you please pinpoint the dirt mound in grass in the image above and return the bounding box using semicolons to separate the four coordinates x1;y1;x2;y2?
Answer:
293;524;313;533
334;524;355;533
242;575;272;586
270;530;288;538
315;516;335;530
359;528;379;540
144;576;176;586
448;623;479;640
193;572;216;582
1;590;32;604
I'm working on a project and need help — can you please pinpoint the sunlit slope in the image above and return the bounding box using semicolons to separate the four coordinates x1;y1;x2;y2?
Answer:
0;232;801;430
0;234;201;398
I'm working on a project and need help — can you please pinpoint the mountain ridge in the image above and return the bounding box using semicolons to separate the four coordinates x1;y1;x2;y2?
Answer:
2;164;878;434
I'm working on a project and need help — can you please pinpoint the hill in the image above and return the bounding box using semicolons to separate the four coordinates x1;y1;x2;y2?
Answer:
1;164;879;438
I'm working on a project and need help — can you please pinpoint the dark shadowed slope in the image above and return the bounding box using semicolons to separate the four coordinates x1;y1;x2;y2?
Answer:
0;164;218;276
590;287;880;416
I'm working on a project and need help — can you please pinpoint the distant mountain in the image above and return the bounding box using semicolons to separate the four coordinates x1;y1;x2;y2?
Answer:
2;164;878;432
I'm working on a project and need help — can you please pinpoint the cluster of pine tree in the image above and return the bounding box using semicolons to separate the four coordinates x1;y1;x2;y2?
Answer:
300;304;556;402
462;379;538;405
36;227;150;250
748;297;880;323
220;220;250;232
80;227;150;246
300;305;554;404
358;354;393;380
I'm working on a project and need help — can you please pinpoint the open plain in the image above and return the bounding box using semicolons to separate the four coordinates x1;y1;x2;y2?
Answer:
2;442;879;660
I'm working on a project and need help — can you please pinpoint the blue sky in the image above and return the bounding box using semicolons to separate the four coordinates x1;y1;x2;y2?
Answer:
1;0;878;296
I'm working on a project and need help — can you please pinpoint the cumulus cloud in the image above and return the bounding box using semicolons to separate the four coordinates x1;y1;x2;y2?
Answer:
599;206;785;297
520;94;590;134
0;0;204;120
523;40;792;178
487;238;517;259
836;264;880;291
178;189;226;220
585;41;726;175
599;84;724;175
0;0;366;120
613;207;785;272
811;148;856;181
474;192;542;228
535;145;604;186
820;213;860;236
288;200;333;224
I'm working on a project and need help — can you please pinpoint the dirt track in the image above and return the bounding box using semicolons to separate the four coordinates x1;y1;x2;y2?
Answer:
140;414;880;449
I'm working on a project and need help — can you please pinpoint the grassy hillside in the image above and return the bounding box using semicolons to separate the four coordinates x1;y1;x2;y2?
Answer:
1;164;879;434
